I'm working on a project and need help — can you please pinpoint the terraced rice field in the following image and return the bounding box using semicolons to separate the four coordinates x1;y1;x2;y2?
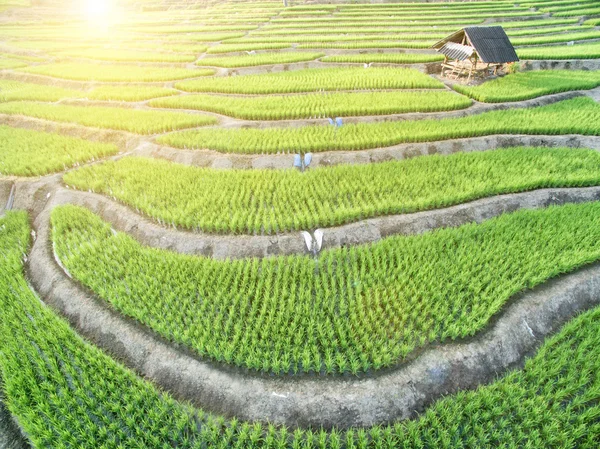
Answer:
1;0;600;447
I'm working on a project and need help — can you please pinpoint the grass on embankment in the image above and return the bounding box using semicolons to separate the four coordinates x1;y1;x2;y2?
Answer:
454;70;600;103
157;97;600;154
53;201;600;376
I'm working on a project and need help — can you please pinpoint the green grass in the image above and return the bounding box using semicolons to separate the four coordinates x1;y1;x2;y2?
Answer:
321;53;444;64
0;102;217;134
149;90;471;120
0;79;82;102
197;52;324;68
517;42;600;59
454;70;600;102
1;208;599;446
56;48;197;63
157;97;600;154
63;147;600;234
87;85;179;102
17;62;213;82
0;125;118;176
53;201;600;375
175;67;443;93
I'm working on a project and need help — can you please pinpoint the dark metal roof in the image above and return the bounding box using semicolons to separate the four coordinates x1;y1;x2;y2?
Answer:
464;26;519;64
438;42;474;61
432;26;519;64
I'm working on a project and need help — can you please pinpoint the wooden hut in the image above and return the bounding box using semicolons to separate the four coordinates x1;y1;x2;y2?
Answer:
432;26;519;82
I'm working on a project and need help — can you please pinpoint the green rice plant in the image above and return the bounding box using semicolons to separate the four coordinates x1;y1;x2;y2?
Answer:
506;24;593;37
511;30;600;46
2;181;600;447
63;147;600;234
175;67;443;94
206;43;291;53
0;57;27;69
498;17;580;27
158;97;600;154
270;17;484;25
253;26;470;35
517;42;600;59
56;48;197;63
133;24;258;33
0;125;118;176
149;91;471;120
197;52;324;68
454;70;600;102
226;34;443;43
0;51;46;62
0;79;82;102
553;5;600;16
0;102;217;134
262;19;484;30
321;53;444;64
17;62;212;82
297;41;434;50
52;200;600;375
165;32;246;42
87;85;179;102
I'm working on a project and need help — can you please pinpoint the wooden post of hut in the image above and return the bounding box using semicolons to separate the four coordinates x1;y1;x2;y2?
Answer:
432;26;519;82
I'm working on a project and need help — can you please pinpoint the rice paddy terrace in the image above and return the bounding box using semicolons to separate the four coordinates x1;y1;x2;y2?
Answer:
1;0;600;447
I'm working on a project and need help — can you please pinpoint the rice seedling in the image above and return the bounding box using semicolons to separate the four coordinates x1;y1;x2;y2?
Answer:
206;43;291;53
52;201;600;375
0;125;118;176
17;62;213;82
510;30;600;46
87;85;179;102
165;32;246;42
175;67;443;93
0;102;217;134
454;70;600;102
505;24;593;37
321;53;444;64
0;79;82;102
157;97;600;154
0;57;27;69
553;5;600;16
133;24;258;33
517;42;600;59
63;147;600;234
56;48;197;63
498;17;580;27
197;52;324;68
149;90;471;120
225;34;442;43
297;41;434;50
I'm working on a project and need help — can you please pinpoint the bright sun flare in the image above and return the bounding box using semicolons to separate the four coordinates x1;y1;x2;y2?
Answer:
84;0;112;22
